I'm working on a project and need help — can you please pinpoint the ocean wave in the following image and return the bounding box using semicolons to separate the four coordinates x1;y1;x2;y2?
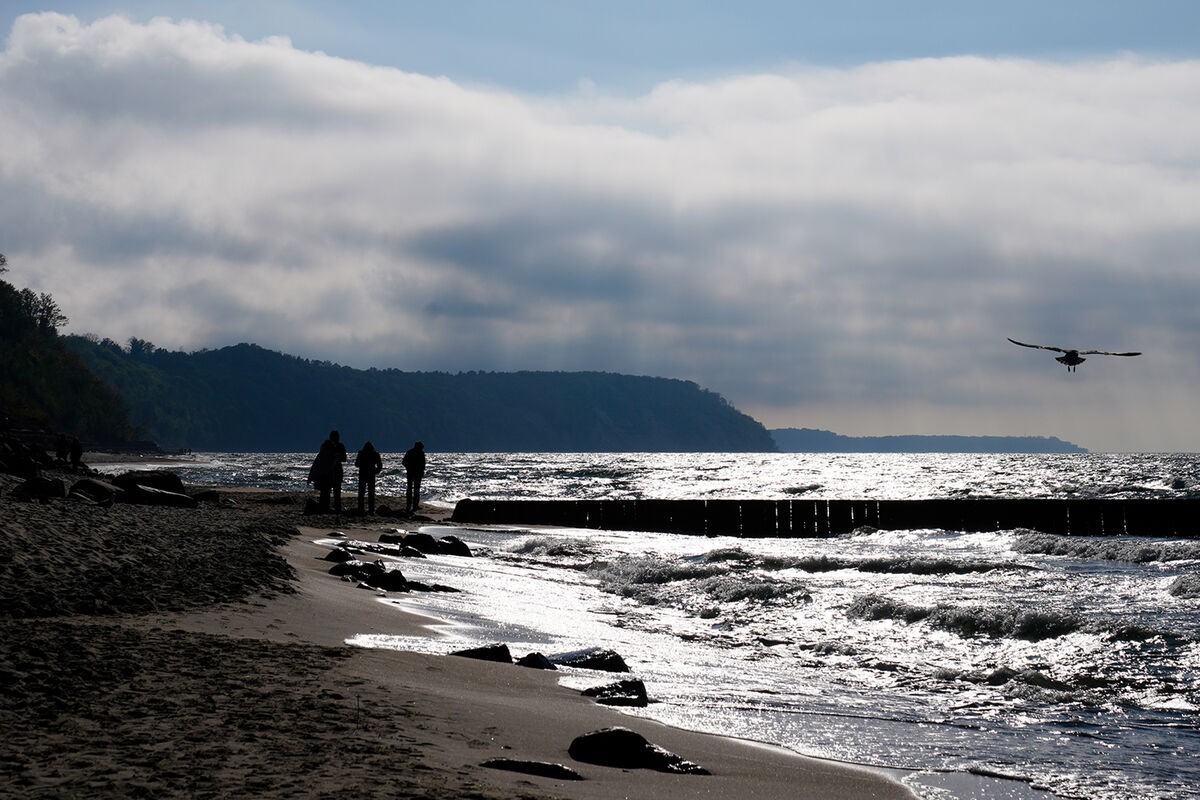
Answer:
758;553;1028;576
695;547;756;564
590;556;808;610
935;666;1072;692
590;555;727;587
848;593;1185;644
693;575;807;603
691;546;1025;576
1168;573;1200;598
508;536;600;560
1013;533;1200;564
847;594;1081;640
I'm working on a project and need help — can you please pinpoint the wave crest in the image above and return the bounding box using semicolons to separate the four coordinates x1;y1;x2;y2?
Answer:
1168;573;1200;598
1013;533;1200;564
847;593;1081;640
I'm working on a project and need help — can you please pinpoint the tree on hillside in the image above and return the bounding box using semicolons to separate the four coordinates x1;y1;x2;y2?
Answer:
18;288;68;333
0;256;135;443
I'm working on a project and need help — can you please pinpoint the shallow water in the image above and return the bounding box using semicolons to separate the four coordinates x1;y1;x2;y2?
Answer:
104;452;1200;799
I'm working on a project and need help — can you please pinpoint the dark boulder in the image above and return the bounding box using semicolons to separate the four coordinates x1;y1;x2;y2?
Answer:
403;532;441;555
119;484;199;508
372;568;410;592
568;727;708;774
0;434;52;478
328;559;365;577
400;545;427;559
378;531;404;544
549;648;630;673
581;679;649;707
355;560;388;584
515;652;557;670
407;581;461;593
450;643;512;663
437;535;473;557
481;758;583;781
112;469;187;495
323;548;356;563
16;476;67;500
68;478;123;504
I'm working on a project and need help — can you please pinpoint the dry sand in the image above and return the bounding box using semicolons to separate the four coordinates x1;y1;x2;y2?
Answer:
1;485;915;799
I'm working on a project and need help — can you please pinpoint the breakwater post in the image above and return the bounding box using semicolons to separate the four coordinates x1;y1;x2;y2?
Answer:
450;498;1200;538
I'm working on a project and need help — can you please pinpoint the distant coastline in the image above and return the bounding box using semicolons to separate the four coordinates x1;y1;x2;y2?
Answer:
770;427;1087;454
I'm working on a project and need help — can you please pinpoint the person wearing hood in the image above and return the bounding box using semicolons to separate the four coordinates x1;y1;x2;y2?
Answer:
355;441;383;515
402;440;425;514
308;429;347;512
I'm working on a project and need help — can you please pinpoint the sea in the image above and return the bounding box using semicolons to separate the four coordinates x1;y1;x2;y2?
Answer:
99;452;1200;800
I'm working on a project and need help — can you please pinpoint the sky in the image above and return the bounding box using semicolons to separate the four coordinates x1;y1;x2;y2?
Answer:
2;3;1199;452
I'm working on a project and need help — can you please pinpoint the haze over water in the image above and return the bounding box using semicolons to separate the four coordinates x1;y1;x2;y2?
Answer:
106;452;1200;799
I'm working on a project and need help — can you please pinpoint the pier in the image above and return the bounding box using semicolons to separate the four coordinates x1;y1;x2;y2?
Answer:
450;498;1200;538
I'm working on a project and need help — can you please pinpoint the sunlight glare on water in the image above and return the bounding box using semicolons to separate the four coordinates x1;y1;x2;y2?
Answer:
127;451;1200;799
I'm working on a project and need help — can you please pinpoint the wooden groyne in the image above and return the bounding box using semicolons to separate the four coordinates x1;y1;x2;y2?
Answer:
450;498;1200;538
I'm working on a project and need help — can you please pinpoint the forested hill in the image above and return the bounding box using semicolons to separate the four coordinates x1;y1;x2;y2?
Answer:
0;272;134;444
771;427;1087;454
66;338;777;453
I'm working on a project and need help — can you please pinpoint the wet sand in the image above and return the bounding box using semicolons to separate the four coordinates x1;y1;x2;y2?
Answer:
0;486;914;799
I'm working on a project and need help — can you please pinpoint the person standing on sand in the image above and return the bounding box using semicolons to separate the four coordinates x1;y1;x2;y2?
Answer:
403;440;425;514
308;430;348;512
355;441;383;515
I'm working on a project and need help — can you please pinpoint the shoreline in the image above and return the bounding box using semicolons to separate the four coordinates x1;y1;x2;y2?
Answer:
0;484;917;799
161;515;920;799
303;509;1057;800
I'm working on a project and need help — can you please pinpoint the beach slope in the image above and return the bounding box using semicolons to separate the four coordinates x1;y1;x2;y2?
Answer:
0;489;913;799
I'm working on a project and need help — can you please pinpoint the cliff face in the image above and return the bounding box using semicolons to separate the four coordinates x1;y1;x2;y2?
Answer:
66;338;778;453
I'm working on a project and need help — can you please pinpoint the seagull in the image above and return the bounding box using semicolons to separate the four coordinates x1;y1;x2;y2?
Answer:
1008;338;1141;373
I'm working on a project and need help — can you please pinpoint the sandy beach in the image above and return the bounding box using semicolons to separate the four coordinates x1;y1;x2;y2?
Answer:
0;479;915;799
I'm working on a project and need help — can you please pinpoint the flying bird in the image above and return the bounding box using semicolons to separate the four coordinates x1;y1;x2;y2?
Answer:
1008;338;1141;372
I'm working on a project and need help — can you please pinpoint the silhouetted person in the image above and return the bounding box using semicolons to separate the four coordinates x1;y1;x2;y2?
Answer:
68;436;83;468
55;434;69;464
308;430;348;512
403;440;425;514
355;441;383;515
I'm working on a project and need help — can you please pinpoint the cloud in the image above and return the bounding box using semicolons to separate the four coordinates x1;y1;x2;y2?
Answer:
2;13;1199;450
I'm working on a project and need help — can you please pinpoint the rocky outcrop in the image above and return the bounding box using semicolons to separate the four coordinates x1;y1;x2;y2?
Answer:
119;483;199;508
450;643;513;663
481;758;583;780
378;531;471;557
437;535;472;557
568;727;708;775
111;470;187;495
549;648;630;673
515;652;556;670
581;679;649;707
0;433;53;478
14;476;67;500
68;478;122;504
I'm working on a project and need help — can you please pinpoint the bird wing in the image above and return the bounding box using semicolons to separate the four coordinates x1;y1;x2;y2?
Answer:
1008;338;1067;354
1078;349;1141;357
